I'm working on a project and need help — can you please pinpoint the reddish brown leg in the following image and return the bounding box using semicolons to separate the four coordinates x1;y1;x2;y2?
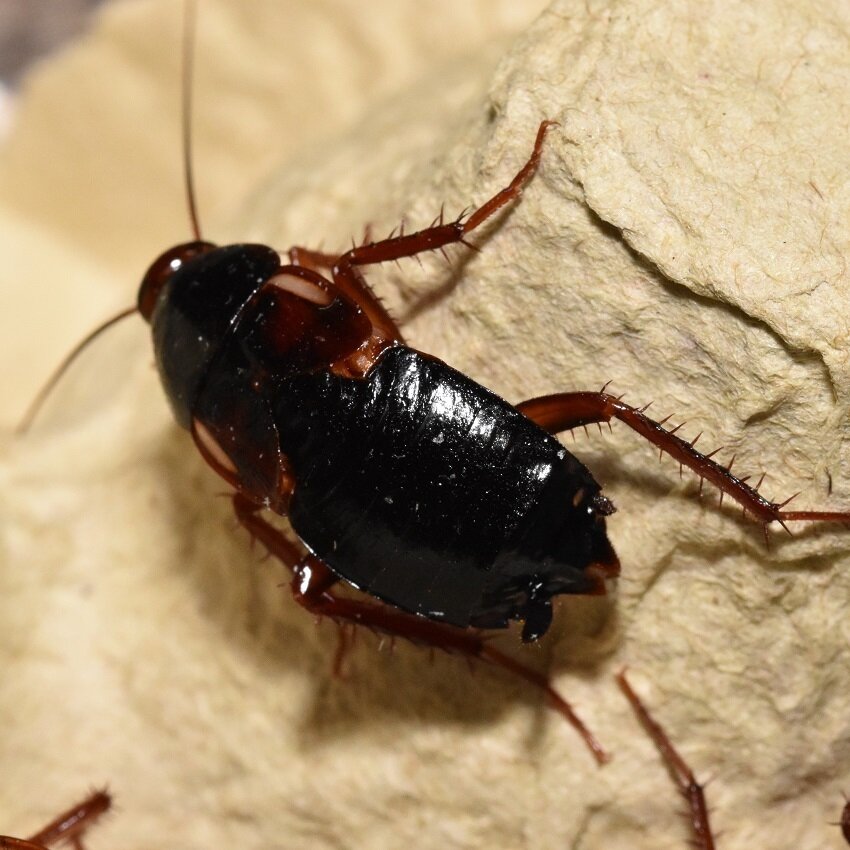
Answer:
233;493;609;764
0;839;48;850
517;391;850;531
616;672;716;850
324;120;555;335
332;121;555;273
287;246;339;270
0;790;112;850
288;246;404;344
285;121;554;347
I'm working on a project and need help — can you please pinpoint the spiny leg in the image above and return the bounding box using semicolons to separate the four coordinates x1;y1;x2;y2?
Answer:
287;221;374;271
616;672;716;850
517;391;850;531
232;493;609;764
0;790;112;850
331;120;556;274
284;121;554;344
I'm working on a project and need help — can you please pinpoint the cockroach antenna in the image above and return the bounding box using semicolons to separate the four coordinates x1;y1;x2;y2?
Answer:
181;0;202;242
16;306;138;434
17;0;201;434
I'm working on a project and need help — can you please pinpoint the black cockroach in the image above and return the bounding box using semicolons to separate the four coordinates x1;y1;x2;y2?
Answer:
21;1;850;767
0;790;111;850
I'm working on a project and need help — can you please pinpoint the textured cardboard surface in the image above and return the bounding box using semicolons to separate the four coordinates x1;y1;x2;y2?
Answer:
2;1;850;848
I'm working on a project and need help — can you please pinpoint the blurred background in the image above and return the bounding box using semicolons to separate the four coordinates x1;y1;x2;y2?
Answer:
0;0;108;138
0;0;106;84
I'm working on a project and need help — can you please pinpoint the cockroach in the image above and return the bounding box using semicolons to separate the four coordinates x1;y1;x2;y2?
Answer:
0;790;111;850
20;1;850;769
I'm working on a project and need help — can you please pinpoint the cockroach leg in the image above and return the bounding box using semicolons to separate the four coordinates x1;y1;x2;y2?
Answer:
287;120;555;350
616;671;716;850
287;246;339;270
0;790;112;850
334;265;404;344
331;121;556;274
0;839;47;850
287;247;404;343
517;391;850;530
835;792;850;844
232;493;609;764
292;561;611;764
332;622;356;678
233;492;304;573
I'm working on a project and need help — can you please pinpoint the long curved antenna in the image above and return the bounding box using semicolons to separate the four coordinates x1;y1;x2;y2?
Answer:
16;306;138;434
19;3;201;435
182;0;202;240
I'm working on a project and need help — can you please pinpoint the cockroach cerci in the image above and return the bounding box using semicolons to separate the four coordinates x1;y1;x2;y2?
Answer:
21;2;850;768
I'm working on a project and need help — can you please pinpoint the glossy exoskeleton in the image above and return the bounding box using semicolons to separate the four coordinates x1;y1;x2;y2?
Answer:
132;117;850;765
142;227;618;644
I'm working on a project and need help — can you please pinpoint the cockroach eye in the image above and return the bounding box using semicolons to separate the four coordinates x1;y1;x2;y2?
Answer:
137;240;216;321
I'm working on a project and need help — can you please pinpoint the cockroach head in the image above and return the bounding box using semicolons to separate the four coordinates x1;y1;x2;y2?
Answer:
138;241;216;321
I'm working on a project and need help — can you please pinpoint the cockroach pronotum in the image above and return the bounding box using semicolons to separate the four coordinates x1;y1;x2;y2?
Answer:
0;790;111;850
14;2;850;843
